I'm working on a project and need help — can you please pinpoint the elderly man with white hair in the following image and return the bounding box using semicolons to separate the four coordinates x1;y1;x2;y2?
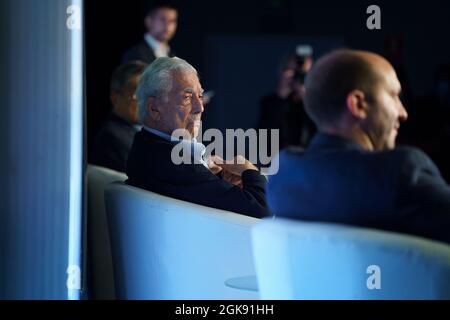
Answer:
126;57;271;218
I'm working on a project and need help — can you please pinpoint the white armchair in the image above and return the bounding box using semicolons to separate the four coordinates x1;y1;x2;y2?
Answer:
105;182;260;300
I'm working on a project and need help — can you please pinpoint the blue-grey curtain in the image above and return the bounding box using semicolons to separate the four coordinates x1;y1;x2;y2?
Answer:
0;0;85;300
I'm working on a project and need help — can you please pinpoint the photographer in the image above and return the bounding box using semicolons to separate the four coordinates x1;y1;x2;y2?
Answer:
258;45;316;149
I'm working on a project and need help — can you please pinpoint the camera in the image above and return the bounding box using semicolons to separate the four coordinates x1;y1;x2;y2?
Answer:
293;44;313;85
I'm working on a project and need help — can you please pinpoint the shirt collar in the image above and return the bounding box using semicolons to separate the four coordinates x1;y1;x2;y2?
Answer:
143;126;209;168
144;33;170;58
308;132;366;152
144;126;174;142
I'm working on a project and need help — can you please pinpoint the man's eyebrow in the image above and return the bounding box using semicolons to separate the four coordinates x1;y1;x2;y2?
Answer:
183;88;195;94
183;88;204;94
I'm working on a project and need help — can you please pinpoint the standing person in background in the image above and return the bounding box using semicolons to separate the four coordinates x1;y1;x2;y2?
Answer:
258;45;316;150
122;2;178;64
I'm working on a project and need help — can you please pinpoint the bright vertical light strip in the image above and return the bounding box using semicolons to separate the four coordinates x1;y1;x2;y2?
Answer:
67;0;84;300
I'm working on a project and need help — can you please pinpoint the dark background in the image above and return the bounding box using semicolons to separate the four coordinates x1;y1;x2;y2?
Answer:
85;0;450;179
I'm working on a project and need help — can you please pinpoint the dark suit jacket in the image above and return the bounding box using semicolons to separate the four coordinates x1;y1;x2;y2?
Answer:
122;40;173;64
126;129;271;218
268;133;450;244
90;112;138;172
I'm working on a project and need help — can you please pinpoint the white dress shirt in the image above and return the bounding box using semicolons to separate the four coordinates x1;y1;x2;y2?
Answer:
144;33;170;58
144;126;209;168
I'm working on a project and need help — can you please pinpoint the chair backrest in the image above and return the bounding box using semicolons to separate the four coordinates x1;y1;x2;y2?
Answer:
252;218;450;300
105;182;260;300
86;165;127;300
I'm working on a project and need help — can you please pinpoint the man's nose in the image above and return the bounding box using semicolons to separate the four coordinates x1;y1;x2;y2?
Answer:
399;102;408;121
192;97;204;114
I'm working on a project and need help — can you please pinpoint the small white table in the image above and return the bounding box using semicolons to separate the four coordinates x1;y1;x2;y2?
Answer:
225;276;258;292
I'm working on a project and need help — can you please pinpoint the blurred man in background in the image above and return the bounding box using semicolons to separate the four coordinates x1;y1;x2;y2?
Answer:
122;2;178;64
268;49;450;244
90;61;148;172
258;45;316;149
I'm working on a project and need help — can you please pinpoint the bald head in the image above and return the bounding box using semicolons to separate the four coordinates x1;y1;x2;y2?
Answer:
304;49;392;128
304;49;408;151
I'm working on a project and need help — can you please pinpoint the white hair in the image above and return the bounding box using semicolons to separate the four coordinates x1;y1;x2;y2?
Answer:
136;57;198;122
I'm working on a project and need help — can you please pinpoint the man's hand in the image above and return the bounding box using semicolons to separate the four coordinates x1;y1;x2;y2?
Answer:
277;69;294;99
210;155;259;177
222;170;243;189
206;156;223;175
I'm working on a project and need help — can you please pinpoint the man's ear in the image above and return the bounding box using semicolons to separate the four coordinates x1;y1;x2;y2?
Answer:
346;90;369;120
110;92;119;108
146;96;160;121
